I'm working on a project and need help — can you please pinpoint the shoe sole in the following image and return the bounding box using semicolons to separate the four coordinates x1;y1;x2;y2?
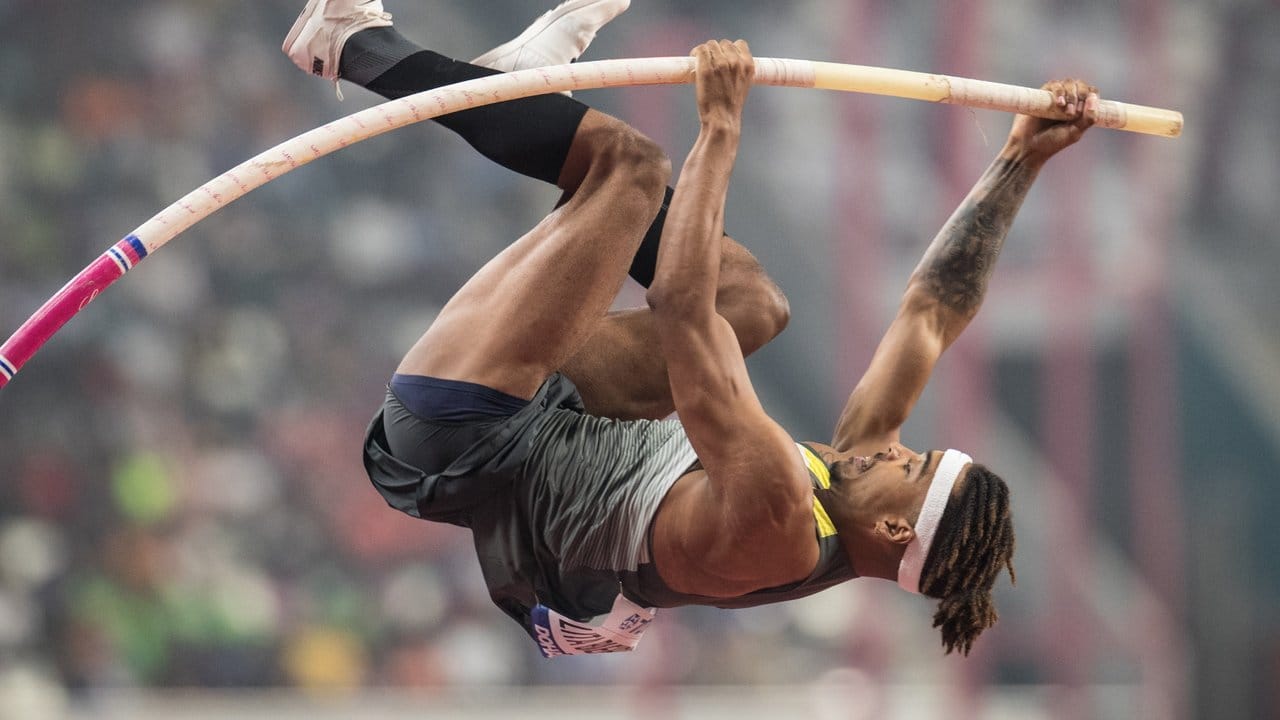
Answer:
282;0;324;64
474;0;628;67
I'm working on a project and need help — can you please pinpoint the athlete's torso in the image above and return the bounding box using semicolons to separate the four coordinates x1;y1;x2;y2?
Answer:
363;372;855;654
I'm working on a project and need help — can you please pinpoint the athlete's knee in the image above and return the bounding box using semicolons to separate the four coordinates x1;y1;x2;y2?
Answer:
717;242;791;351
607;130;671;201
739;270;791;346
581;117;670;199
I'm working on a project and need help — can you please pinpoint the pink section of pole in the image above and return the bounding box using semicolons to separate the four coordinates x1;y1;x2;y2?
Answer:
0;237;146;390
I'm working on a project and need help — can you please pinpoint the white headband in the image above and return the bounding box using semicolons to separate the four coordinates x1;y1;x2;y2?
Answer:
897;449;972;594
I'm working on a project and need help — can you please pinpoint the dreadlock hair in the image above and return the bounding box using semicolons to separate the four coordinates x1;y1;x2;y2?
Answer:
917;463;1015;656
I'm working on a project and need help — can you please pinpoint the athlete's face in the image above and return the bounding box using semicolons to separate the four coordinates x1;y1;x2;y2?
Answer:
832;443;941;527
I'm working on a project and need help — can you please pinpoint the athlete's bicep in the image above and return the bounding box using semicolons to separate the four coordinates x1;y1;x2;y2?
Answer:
659;315;781;454
655;313;816;585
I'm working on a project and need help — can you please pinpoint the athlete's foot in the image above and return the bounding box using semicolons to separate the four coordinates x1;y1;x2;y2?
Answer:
472;0;630;94
283;0;393;82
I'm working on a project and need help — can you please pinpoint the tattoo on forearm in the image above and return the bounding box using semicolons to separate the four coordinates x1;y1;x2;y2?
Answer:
917;157;1037;314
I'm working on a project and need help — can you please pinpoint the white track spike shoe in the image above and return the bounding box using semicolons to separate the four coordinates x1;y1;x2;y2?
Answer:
283;0;393;83
472;0;630;79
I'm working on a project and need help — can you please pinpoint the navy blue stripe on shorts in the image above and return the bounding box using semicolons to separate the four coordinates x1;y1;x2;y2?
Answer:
389;373;529;422
382;374;532;479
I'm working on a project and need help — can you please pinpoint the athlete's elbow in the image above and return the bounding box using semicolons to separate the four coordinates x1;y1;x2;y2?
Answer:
901;281;971;343
904;275;981;327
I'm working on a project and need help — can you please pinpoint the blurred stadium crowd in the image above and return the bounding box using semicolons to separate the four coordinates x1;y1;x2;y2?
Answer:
1;1;1278;719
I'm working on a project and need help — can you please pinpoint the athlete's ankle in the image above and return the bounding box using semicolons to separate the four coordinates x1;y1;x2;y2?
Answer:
340;26;423;87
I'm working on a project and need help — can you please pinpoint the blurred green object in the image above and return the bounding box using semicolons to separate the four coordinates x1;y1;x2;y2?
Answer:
74;574;174;683
111;452;175;524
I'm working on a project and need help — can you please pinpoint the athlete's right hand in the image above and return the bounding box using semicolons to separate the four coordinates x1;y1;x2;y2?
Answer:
1005;78;1098;163
691;39;754;127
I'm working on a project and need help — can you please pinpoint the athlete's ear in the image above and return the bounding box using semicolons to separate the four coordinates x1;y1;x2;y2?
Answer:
875;516;915;545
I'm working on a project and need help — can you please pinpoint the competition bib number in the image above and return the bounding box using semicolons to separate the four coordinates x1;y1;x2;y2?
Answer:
530;594;656;658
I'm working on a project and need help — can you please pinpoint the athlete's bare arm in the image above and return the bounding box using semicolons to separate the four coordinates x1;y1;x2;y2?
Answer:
833;79;1100;453
647;40;816;593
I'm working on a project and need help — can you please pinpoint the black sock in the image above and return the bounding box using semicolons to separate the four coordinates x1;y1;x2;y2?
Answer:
342;27;675;286
627;187;672;287
343;28;586;185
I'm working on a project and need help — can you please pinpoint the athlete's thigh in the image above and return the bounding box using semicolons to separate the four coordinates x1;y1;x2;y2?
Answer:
396;113;669;399
561;236;781;420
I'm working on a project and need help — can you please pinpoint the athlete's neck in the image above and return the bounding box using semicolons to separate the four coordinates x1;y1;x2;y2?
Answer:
844;530;907;581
